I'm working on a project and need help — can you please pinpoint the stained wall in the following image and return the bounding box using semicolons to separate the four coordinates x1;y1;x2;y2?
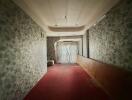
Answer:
0;0;47;99
89;0;132;71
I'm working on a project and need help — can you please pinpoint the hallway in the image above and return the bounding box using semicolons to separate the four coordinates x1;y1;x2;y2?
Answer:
0;0;132;100
24;64;110;100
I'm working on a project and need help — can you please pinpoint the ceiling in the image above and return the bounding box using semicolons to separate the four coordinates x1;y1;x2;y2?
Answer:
13;0;120;36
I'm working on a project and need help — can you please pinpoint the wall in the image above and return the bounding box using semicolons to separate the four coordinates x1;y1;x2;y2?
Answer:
82;32;88;57
77;55;132;100
89;0;132;71
87;30;89;57
0;0;47;100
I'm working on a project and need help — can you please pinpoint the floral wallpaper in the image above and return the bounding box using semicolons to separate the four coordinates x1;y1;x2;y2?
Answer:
0;0;47;100
89;0;132;71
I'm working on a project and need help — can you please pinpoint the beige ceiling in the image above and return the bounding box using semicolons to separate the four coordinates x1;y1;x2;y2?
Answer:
13;0;120;36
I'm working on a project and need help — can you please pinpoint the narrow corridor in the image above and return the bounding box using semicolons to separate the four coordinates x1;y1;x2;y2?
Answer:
0;0;132;99
24;64;110;100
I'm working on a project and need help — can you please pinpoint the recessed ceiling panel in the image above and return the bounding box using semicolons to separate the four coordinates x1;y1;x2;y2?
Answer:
13;0;120;36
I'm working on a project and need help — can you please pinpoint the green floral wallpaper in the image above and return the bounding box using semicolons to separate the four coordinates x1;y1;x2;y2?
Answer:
0;0;47;100
89;0;132;71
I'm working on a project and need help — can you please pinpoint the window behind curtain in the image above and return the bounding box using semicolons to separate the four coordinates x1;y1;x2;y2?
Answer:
56;42;78;64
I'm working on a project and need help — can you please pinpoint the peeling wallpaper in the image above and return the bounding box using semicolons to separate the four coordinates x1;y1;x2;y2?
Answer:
0;0;47;100
89;0;132;71
47;37;60;62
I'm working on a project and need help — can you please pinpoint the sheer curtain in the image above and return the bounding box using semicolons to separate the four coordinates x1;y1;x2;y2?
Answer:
56;42;78;64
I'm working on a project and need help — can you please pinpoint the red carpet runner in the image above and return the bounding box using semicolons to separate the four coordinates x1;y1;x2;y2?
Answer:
24;64;111;100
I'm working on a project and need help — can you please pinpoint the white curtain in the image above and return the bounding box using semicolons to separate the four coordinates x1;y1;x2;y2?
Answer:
56;42;78;64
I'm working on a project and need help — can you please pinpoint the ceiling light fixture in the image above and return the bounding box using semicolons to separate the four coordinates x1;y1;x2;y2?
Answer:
65;15;67;23
65;0;69;25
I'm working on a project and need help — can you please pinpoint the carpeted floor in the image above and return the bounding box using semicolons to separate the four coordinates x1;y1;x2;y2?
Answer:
24;64;111;100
